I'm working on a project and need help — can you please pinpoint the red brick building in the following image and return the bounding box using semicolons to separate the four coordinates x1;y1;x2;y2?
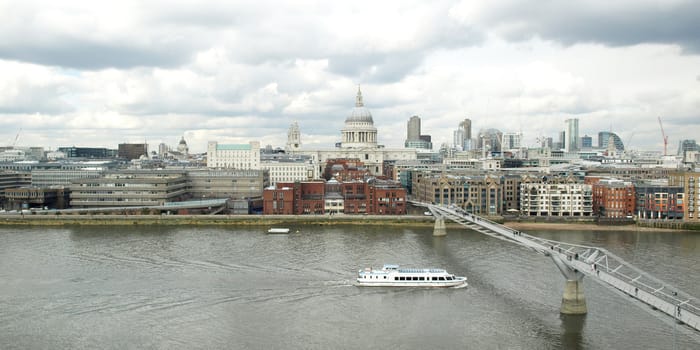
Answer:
263;178;406;215
588;178;636;218
323;159;370;181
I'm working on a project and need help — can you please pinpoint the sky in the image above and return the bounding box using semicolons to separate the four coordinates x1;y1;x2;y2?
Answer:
1;0;699;154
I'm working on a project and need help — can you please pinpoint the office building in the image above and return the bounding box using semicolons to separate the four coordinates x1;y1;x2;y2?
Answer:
207;141;261;169
564;119;579;152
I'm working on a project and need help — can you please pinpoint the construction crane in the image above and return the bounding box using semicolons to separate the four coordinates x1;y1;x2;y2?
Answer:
11;128;21;148
657;116;668;156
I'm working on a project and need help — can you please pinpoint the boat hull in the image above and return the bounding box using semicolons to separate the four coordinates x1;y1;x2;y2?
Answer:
356;277;467;288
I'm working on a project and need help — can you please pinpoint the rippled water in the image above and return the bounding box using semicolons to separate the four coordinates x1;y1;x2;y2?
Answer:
0;224;698;349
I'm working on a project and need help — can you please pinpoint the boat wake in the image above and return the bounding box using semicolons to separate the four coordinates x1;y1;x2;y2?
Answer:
449;282;469;289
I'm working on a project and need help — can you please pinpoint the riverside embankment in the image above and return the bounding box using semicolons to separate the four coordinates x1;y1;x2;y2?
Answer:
2;213;697;231
0;214;438;227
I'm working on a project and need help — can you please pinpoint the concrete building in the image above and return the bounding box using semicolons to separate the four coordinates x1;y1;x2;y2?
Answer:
405;115;432;150
187;169;268;200
31;168;104;187
4;187;70;210
70;171;189;208
207;141;261;169
0;171;32;209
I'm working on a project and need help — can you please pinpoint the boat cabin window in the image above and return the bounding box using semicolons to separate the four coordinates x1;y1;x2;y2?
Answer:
431;277;438;281
438;277;445;281
446;276;453;280
412;277;419;281
419;277;425;281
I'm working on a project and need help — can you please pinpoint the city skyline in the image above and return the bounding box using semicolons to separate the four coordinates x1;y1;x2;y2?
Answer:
1;1;699;154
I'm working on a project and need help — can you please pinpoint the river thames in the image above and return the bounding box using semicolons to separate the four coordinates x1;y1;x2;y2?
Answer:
1;224;698;349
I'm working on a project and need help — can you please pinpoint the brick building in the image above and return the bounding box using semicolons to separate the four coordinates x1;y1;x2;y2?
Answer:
586;177;636;219
263;178;406;215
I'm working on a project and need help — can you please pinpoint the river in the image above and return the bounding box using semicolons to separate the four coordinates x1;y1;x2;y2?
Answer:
0;224;698;349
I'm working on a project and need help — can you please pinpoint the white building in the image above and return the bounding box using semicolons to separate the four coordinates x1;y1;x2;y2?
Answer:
260;161;317;185
520;182;593;217
207;141;261;169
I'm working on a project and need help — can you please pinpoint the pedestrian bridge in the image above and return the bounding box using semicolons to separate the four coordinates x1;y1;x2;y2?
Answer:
412;202;700;337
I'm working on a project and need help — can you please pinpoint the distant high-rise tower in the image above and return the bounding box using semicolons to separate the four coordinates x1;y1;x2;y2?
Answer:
406;116;421;141
598;131;624;151
580;135;592;149
453;118;472;150
501;132;522;150
286;121;302;152
564;118;579;152
404;115;432;149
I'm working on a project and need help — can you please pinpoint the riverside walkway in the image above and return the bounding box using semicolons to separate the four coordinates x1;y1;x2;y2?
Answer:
413;202;700;338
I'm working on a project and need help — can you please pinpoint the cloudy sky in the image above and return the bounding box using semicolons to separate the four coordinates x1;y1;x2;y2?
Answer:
1;0;699;154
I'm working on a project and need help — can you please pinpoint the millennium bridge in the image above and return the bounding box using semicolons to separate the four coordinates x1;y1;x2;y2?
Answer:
412;201;700;341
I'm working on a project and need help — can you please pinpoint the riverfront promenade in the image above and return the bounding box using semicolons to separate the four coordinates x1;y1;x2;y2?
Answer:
2;213;695;232
0;213;438;227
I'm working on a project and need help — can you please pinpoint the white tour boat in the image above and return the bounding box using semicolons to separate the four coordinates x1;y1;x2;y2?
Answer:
356;264;467;287
267;228;290;234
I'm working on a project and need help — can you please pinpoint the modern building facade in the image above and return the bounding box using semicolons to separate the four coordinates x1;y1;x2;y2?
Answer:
668;171;700;222
635;183;684;220
564;118;579;152
520;180;593;217
58;147;116;159
597;131;624;152
118;143;148;160
453;118;472;151
31;169;104;187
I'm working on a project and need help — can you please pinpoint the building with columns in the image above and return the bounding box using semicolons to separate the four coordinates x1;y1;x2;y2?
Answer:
290;87;417;176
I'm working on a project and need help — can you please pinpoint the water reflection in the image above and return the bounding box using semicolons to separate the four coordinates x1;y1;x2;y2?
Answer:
560;314;587;350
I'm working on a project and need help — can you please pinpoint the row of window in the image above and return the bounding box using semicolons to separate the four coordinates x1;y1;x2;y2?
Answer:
362;275;454;281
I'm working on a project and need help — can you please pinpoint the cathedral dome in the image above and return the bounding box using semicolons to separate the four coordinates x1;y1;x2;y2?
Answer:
345;87;374;124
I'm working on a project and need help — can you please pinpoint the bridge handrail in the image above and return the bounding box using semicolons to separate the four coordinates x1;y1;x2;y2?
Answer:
415;201;700;333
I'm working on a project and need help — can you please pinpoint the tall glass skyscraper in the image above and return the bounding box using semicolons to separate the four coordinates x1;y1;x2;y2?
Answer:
565;118;579;152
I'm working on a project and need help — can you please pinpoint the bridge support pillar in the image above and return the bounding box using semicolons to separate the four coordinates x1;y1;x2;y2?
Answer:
561;280;587;315
551;255;587;315
433;217;447;236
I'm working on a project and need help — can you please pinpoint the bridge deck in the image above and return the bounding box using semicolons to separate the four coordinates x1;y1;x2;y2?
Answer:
414;202;700;336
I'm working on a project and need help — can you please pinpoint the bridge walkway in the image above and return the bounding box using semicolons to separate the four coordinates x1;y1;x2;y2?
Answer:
416;202;700;335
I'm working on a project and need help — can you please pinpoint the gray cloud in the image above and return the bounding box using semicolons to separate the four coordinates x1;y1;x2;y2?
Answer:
473;1;700;53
